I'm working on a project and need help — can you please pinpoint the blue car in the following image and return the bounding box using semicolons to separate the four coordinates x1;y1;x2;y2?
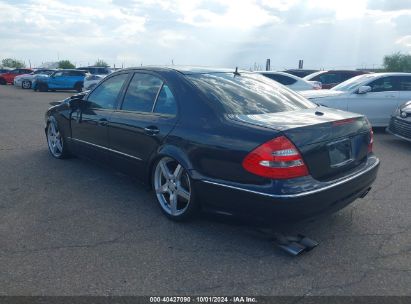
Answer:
33;69;86;92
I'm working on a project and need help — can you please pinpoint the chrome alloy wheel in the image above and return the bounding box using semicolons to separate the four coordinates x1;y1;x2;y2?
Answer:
47;121;63;158
22;80;31;89
154;157;191;217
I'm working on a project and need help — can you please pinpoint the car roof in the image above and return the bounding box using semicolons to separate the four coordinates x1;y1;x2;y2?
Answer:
55;69;85;72
119;66;250;75
370;72;411;76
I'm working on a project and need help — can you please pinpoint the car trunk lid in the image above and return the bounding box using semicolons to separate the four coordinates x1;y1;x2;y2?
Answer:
229;107;372;181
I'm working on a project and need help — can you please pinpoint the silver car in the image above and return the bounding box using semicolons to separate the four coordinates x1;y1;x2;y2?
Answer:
14;69;55;89
301;73;411;127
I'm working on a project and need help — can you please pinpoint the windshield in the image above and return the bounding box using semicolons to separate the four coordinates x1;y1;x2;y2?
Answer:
331;74;376;92
187;72;316;115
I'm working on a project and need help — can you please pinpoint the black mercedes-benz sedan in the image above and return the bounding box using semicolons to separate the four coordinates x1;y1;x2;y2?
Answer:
45;67;380;222
387;100;411;142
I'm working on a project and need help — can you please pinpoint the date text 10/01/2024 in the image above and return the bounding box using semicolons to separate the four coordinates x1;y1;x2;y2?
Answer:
149;297;258;303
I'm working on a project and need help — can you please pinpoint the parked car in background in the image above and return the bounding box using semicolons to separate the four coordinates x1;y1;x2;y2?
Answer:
301;73;411;127
0;68;33;85
387;100;411;142
33;69;86;92
283;69;319;78
77;66;112;75
304;70;370;89
256;71;321;91
44;67;378;222
14;69;56;89
78;66;113;91
0;68;12;74
83;74;107;91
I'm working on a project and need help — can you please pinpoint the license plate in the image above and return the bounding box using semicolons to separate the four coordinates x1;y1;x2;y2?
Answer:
328;138;353;168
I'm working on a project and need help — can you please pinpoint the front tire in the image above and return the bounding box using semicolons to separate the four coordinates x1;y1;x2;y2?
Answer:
152;157;198;221
46;120;69;159
22;80;31;89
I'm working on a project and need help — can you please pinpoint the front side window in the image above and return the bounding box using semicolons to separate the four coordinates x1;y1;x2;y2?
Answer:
187;73;315;115
319;73;340;85
121;73;163;112
87;73;128;109
368;77;397;92
53;71;64;77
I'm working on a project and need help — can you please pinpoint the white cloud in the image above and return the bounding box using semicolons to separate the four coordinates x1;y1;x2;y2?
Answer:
0;0;409;68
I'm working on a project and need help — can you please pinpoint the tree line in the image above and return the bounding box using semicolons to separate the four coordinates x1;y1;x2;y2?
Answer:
0;58;109;69
1;54;411;72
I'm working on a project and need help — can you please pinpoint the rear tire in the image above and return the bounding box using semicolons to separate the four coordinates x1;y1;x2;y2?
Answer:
38;83;48;92
152;157;199;221
0;78;6;85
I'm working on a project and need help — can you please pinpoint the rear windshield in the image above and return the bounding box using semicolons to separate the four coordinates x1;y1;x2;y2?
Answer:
187;72;315;115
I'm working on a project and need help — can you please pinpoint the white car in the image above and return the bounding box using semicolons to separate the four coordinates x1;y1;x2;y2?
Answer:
79;66;113;91
300;73;411;127
256;71;321;91
14;69;55;89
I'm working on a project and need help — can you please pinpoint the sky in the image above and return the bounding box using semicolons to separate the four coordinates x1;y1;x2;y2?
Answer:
0;0;411;70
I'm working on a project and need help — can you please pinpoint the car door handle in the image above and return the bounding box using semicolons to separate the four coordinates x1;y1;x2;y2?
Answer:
144;126;160;136
98;118;108;126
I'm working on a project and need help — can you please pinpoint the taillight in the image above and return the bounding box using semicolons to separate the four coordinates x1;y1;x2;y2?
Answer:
242;136;309;179
368;129;374;153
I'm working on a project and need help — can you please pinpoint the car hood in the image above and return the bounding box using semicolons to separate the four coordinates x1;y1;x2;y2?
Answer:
300;89;346;99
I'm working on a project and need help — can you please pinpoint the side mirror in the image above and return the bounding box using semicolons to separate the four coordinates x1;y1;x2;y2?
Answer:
68;92;88;109
357;85;371;94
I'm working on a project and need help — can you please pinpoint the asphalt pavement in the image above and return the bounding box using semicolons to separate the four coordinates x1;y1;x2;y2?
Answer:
0;85;410;296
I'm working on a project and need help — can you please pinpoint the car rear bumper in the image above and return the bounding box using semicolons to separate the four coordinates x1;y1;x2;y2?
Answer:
387;116;411;142
195;156;379;222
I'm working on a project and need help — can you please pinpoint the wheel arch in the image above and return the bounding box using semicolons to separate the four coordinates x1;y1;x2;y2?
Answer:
146;144;193;189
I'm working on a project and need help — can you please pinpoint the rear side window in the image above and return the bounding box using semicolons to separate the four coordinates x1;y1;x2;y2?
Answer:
262;74;297;85
87;73;128;109
397;76;411;91
187;73;315;115
121;73;163;112
154;84;177;115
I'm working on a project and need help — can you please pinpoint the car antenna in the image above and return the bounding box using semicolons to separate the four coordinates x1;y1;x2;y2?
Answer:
234;66;241;77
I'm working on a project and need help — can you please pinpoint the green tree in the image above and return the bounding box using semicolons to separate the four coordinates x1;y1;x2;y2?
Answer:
94;59;109;67
2;58;25;68
383;52;411;72
58;60;75;69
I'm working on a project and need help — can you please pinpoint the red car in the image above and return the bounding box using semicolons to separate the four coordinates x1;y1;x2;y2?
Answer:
303;70;371;89
0;68;33;85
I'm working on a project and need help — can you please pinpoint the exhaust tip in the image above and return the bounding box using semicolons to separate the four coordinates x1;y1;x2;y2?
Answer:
360;187;372;199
